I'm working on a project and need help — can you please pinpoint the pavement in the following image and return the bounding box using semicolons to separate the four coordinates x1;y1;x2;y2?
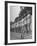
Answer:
10;31;32;40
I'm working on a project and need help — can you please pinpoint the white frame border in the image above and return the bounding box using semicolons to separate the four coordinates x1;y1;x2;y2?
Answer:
8;3;35;43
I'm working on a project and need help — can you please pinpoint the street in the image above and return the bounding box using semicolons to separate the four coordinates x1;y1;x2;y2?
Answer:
10;31;32;40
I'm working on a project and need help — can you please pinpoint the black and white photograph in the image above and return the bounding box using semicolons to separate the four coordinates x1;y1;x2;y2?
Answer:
10;6;32;40
5;1;36;45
